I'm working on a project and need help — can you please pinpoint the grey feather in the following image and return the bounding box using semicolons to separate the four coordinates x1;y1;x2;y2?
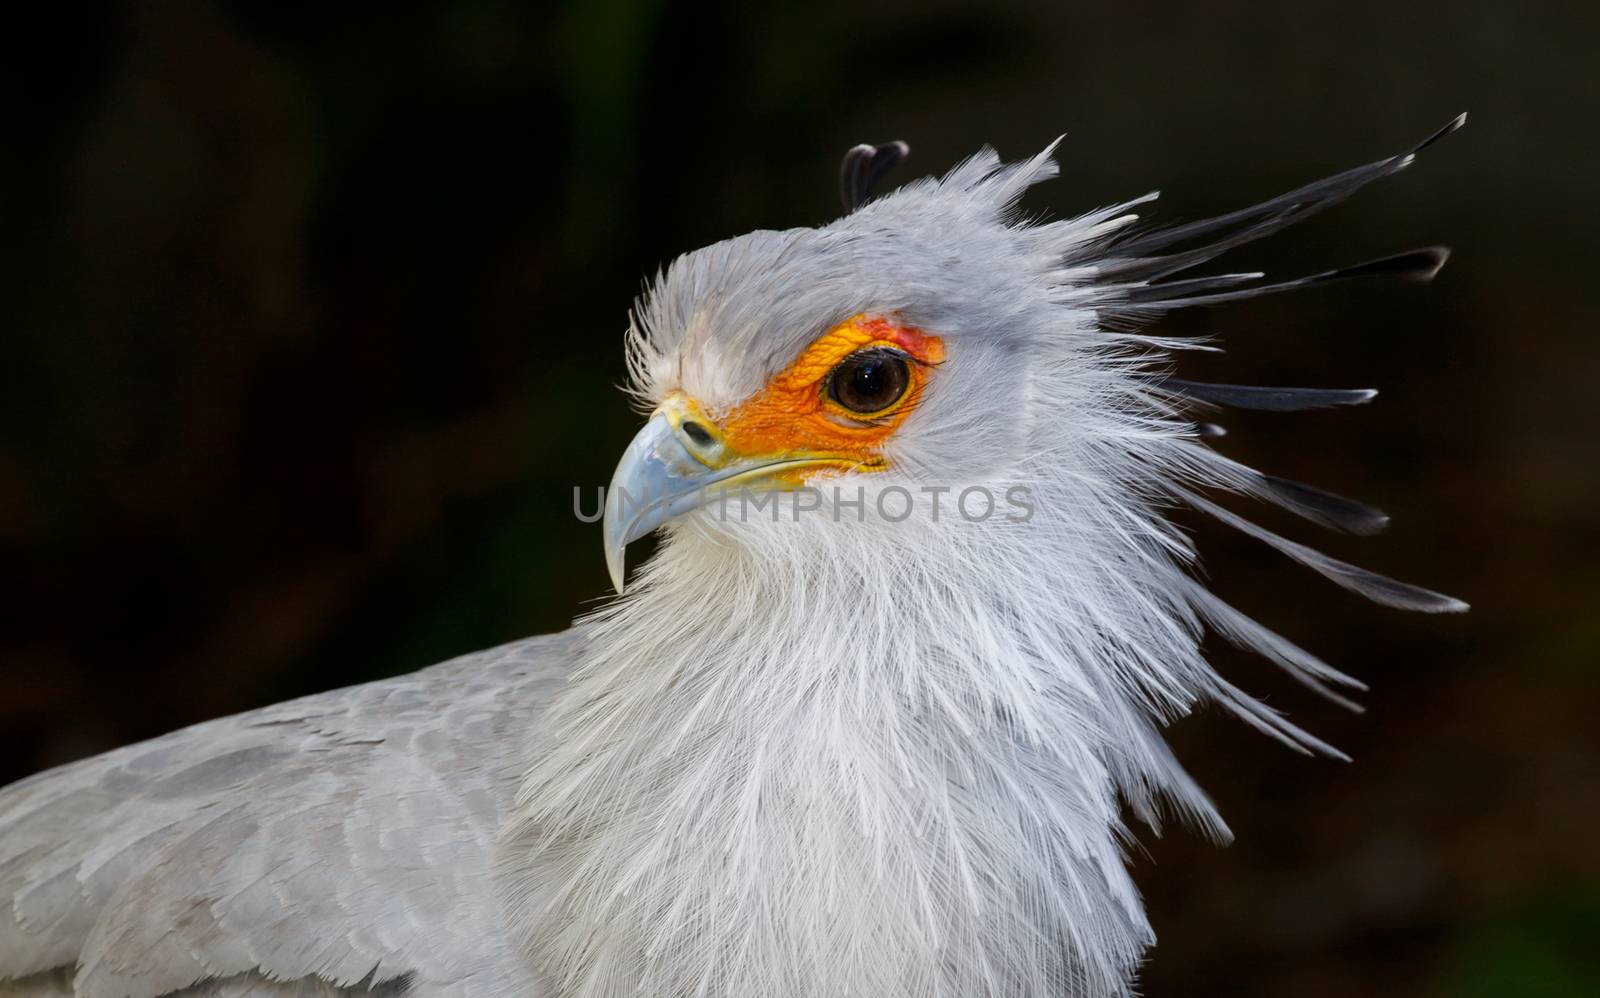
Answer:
1185;444;1391;535
1;635;574;997
1104;113;1465;279
1140;247;1449;309
1175;575;1367;713
1093;114;1464;316
0;968;410;997
1163;379;1378;412
1177;487;1468;613
1254;473;1390;536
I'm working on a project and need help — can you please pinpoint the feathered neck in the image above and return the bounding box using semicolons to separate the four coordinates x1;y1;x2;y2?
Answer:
498;429;1240;997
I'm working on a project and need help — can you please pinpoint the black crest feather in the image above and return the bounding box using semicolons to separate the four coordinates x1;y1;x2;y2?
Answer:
839;141;910;211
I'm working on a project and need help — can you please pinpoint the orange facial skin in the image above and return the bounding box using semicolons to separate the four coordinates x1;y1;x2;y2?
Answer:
712;314;945;483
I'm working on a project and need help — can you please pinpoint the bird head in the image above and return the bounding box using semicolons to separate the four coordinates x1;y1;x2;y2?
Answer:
601;124;1467;638
603;139;1144;595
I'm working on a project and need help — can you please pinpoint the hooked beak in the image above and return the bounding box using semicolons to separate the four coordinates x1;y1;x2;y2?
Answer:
602;395;857;593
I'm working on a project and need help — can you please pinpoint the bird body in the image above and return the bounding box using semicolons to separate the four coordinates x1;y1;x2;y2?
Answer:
0;635;570;998
2;120;1465;997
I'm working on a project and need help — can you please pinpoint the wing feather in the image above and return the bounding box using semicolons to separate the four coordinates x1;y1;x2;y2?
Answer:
0;634;574;997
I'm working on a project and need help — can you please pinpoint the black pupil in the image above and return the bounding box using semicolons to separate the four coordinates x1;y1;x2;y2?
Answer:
832;351;909;413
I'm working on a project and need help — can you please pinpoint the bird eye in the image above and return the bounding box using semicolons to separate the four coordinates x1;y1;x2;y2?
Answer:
825;348;912;415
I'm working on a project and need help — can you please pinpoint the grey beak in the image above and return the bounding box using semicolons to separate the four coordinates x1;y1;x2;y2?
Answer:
602;400;866;594
602;412;720;595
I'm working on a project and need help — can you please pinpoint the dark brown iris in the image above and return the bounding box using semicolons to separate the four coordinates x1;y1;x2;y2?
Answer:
826;349;911;415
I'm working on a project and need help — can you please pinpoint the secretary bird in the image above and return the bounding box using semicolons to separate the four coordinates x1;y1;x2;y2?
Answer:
1;115;1467;997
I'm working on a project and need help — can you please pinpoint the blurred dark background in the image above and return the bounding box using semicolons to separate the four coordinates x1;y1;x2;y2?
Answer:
1;1;1595;995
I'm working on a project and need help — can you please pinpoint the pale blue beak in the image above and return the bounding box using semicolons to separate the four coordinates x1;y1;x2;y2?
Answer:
602;398;859;593
602;411;720;594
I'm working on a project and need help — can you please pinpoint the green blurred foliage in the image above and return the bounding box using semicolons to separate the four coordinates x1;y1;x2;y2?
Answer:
1439;892;1600;997
0;1;1595;995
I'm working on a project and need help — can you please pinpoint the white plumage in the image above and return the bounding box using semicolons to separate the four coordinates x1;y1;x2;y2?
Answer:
1;119;1465;997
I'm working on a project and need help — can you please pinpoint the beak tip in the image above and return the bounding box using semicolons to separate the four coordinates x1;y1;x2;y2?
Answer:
605;543;627;596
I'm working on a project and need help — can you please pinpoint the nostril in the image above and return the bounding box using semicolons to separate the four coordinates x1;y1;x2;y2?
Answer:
681;421;714;447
